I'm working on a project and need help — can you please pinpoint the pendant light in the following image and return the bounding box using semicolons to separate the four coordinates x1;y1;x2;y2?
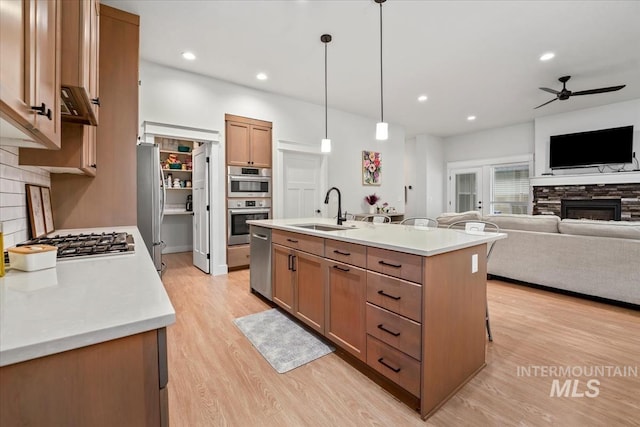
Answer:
321;34;332;153
374;0;388;141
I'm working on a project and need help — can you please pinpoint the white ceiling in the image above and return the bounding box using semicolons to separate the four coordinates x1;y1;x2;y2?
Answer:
103;0;640;138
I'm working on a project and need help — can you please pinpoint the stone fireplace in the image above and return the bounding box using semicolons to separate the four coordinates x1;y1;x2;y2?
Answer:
561;199;622;221
533;183;640;221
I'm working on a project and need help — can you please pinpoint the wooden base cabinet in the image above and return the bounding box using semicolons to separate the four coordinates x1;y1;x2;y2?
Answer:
0;329;168;427
271;230;325;333
265;229;489;420
325;260;367;361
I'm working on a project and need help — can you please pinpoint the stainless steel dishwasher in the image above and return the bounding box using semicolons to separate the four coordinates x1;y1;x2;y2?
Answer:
249;225;272;300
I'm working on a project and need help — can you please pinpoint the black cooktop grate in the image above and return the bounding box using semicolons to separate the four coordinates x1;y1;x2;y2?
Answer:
17;232;135;259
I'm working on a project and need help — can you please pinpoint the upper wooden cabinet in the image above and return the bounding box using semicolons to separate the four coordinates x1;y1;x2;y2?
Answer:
60;0;100;125
0;0;61;149
19;0;99;176
225;114;272;168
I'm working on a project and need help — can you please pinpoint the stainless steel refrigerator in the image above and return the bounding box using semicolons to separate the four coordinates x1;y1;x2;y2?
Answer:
136;142;166;276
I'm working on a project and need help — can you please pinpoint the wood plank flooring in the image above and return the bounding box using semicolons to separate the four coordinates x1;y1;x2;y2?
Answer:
162;252;640;426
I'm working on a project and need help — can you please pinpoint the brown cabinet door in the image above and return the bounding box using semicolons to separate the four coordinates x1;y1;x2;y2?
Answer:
88;0;99;122
226;120;251;166
294;251;324;334
250;124;272;167
326;260;367;361
32;0;60;147
0;0;33;127
272;244;294;313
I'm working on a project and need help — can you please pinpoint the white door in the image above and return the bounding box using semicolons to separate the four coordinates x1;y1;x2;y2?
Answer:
448;167;483;213
283;151;322;218
192;143;210;273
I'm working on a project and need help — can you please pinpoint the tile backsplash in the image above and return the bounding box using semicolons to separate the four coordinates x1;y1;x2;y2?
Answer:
0;146;51;248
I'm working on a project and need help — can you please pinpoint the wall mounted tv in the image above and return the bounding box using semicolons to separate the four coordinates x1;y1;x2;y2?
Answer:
549;125;634;169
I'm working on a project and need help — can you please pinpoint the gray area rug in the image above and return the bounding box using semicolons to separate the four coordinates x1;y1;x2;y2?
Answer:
233;308;334;373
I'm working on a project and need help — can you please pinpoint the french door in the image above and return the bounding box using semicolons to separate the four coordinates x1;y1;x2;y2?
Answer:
449;167;483;213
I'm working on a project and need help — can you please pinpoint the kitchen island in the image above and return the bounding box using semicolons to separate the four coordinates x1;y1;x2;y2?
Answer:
0;226;175;426
248;218;506;419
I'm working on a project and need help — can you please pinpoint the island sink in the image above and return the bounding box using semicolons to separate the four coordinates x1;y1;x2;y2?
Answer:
292;223;354;232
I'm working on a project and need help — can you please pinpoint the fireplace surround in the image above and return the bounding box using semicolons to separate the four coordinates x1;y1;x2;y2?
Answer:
533;183;640;221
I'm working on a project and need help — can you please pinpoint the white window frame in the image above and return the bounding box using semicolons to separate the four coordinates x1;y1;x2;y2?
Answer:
446;154;533;216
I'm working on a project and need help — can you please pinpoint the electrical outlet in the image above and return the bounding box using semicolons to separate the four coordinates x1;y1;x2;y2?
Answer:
471;254;478;273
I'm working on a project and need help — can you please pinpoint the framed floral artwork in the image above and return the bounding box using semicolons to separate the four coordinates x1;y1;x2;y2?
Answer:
362;150;381;185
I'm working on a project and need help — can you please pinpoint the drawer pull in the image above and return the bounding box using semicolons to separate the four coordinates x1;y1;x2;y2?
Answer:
286;238;299;243
377;324;400;337
379;260;402;268
377;290;401;300
378;357;401;373
333;265;350;272
333;249;351;256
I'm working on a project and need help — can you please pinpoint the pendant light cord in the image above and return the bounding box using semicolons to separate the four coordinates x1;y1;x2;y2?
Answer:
379;1;384;123
325;41;328;139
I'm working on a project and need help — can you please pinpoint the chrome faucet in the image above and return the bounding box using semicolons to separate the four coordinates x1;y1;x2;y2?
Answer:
324;187;345;225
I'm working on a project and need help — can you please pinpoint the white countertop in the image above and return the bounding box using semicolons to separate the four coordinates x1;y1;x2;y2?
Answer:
248;218;506;256
0;226;176;367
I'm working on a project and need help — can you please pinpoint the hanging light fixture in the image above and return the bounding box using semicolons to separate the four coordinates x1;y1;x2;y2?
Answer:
321;34;332;153
375;0;388;141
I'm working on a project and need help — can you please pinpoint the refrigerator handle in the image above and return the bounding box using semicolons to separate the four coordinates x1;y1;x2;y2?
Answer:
159;149;166;225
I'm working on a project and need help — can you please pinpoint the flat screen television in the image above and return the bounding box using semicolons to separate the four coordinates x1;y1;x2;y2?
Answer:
549;125;634;169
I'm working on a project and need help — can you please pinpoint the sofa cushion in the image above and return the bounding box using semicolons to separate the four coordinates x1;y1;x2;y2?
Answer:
558;219;640;240
436;211;481;226
483;214;560;233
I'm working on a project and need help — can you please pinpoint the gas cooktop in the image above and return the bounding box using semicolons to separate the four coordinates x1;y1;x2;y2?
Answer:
17;232;135;259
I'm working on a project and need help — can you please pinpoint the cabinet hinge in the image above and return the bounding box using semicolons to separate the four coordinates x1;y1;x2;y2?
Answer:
138;80;142;86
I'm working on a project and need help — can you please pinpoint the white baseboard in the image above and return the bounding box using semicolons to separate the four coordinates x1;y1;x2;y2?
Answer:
163;245;192;254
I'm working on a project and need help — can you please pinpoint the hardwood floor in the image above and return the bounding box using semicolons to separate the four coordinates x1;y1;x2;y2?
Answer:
162;253;640;426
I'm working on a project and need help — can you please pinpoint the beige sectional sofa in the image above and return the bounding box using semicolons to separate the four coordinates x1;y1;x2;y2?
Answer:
436;212;640;305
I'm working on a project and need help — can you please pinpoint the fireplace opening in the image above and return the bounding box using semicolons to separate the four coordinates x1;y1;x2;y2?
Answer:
561;199;622;221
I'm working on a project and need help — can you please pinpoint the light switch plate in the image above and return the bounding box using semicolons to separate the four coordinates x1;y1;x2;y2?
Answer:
471;253;478;273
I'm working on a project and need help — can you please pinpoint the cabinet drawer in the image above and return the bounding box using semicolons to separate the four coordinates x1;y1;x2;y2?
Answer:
272;229;324;256
367;247;423;283
366;303;421;360
367;335;420;397
325;239;366;268
366;271;422;322
227;245;250;268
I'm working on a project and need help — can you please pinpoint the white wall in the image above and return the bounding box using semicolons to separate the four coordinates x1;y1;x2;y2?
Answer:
534;99;640;176
444;122;534;163
140;61;405;216
0;146;51;248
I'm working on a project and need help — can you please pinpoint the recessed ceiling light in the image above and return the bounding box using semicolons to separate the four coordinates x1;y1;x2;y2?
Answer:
540;52;555;61
181;51;196;60
417;95;428;102
256;72;268;81
467;115;476;121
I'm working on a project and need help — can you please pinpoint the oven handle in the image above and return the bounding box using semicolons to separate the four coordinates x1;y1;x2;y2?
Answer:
229;208;271;215
228;175;271;182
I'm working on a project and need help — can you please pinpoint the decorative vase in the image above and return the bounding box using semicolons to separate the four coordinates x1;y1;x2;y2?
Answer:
369;205;376;214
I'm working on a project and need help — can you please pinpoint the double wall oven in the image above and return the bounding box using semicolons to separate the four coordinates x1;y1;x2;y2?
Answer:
227;166;272;246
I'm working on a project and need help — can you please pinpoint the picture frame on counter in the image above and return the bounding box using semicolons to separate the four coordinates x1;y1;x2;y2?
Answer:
41;187;54;234
26;184;46;238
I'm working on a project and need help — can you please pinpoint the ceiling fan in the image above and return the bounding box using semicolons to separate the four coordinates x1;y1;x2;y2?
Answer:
534;75;625;109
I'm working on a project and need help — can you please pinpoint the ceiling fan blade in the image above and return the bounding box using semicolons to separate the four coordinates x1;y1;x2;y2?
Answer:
571;85;626;96
539;87;560;95
534;98;558;109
